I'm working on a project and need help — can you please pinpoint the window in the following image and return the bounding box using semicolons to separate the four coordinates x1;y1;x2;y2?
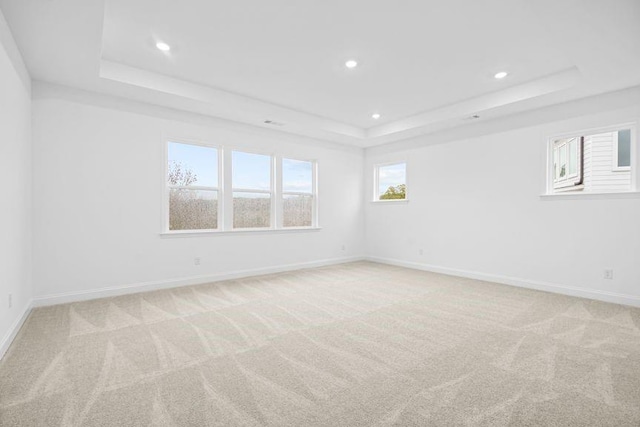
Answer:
282;158;315;227
547;124;635;195
614;129;631;170
374;162;407;201
167;142;219;230
552;137;582;190
232;151;273;229
165;141;318;233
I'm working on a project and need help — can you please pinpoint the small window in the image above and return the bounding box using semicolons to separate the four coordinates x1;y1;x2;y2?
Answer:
552;137;582;190
375;162;407;201
167;142;219;230
548;125;635;194
232;151;272;229
282;158;315;227
614;129;631;170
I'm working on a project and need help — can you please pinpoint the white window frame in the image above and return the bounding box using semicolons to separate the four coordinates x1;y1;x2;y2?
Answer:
162;139;320;235
278;157;318;228
545;122;638;197
164;139;223;232
229;149;275;230
612;129;632;172
551;136;582;191
373;161;408;202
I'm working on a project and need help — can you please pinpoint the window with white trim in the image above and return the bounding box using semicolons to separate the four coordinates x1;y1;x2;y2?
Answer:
164;141;318;233
167;142;219;230
281;158;315;227
374;162;407;201
232;151;272;229
552;136;582;190
548;124;635;194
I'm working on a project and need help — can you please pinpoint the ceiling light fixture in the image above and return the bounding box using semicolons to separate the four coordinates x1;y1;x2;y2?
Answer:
156;42;171;52
494;71;508;79
345;60;358;69
371;113;381;120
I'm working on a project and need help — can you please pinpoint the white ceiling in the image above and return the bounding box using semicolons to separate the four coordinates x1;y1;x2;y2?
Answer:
1;0;640;147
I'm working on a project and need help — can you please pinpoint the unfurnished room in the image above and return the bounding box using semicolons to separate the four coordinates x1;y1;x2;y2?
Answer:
1;0;640;426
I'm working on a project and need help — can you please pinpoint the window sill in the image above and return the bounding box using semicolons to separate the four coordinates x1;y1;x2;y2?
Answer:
371;199;410;204
540;191;640;200
160;227;322;238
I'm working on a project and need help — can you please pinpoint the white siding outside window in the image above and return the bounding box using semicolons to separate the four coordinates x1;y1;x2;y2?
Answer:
583;132;631;192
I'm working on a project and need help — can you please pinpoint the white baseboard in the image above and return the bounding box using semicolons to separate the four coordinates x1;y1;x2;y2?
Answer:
32;255;365;307
367;256;640;308
1;300;32;360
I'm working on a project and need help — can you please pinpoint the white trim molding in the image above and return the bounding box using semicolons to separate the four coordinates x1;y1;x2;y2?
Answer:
367;256;640;308
540;191;640;201
160;227;322;238
32;256;364;307
0;300;33;360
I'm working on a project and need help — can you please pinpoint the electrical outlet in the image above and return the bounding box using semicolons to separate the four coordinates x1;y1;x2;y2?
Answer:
341;245;346;251
603;269;614;280
194;257;201;266
418;249;424;256
8;293;12;309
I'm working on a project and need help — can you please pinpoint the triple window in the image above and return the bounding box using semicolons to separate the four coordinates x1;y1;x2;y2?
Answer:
167;141;317;232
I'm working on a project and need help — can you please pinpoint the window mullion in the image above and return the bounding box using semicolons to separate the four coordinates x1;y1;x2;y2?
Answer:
275;156;283;229
231;188;271;194
282;191;313;196
313;161;318;227
223;148;233;230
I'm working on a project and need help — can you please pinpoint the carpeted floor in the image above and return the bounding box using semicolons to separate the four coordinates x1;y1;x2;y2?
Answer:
2;262;640;426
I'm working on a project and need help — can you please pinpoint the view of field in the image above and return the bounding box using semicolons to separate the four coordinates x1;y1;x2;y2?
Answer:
169;189;217;230
169;189;312;230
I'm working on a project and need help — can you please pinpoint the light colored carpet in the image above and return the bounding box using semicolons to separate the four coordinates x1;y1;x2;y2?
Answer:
2;261;640;426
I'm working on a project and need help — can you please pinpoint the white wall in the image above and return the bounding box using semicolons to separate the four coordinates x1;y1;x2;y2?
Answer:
30;83;640;308
0;9;31;353
31;84;364;302
365;92;640;305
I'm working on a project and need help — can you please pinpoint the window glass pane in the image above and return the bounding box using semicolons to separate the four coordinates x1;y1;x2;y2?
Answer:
283;194;313;227
283;159;313;193
169;189;217;230
568;138;578;176
233;192;271;228
558;144;567;178
378;163;406;200
232;151;271;190
168;142;217;187
618;129;631;167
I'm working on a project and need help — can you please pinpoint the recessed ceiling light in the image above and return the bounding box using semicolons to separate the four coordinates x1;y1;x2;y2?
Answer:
156;42;171;52
371;113;381;120
494;71;508;79
345;60;358;69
